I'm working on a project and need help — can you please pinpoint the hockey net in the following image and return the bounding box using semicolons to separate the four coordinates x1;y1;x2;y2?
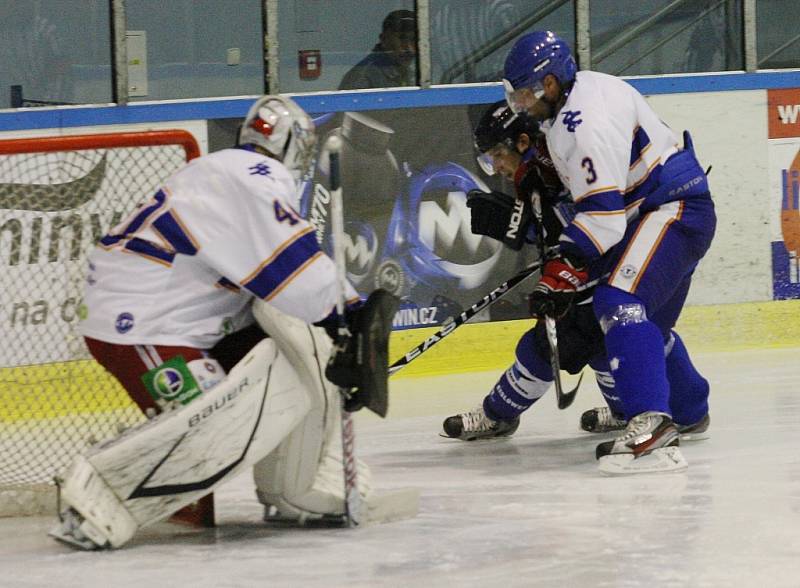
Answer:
0;130;201;516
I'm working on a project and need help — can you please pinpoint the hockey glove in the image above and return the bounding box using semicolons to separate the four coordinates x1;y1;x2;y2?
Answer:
528;257;588;319
325;289;399;418
466;189;532;250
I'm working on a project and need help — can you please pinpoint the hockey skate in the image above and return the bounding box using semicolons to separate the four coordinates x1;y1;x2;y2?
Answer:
595;411;687;475
580;406;627;433
442;405;520;441
582;407;710;441
49;507;107;551
675;413;710;441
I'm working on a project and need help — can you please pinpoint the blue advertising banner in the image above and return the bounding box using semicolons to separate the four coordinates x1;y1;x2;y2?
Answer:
299;105;538;329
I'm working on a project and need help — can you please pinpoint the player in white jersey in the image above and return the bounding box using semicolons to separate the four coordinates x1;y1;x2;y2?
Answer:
80;97;357;412
441;102;710;444
52;96;402;548
502;32;715;474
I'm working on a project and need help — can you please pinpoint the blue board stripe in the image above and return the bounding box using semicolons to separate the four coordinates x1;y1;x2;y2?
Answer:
3;71;800;132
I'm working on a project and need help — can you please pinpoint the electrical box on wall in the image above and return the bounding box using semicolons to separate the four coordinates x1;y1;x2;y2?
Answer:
126;30;148;97
227;48;241;66
298;50;322;80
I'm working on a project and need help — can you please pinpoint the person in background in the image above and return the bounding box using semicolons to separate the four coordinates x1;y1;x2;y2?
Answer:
339;9;417;90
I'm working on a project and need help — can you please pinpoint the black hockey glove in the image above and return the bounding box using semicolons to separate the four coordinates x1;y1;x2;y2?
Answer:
466;189;532;251
324;289;399;418
528;257;588;320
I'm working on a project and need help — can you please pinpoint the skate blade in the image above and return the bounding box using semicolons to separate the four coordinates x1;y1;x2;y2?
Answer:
438;433;514;442
263;512;349;528
679;431;710;442
263;489;419;528
598;446;688;476
48;526;102;551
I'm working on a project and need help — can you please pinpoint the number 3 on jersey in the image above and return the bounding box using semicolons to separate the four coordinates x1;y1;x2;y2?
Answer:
581;157;597;184
274;200;299;225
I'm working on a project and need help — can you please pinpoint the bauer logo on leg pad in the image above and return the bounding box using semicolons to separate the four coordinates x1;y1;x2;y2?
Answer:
142;356;203;407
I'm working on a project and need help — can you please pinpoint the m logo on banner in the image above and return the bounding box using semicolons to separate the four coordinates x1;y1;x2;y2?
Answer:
418;192;502;289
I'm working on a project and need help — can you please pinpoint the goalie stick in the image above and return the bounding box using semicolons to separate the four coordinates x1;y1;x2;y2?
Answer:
388;260;542;376
327;134;362;528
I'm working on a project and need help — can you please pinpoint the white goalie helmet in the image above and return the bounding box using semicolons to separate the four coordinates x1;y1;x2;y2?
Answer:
238;95;317;186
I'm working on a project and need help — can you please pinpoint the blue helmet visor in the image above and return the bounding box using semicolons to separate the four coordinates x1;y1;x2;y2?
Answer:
503;78;543;114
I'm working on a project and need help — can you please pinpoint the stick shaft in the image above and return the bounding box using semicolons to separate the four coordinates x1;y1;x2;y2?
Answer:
388;261;541;376
327;135;361;527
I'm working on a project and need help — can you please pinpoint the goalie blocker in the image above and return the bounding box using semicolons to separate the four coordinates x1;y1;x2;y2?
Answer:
325;289;399;417
49;291;414;550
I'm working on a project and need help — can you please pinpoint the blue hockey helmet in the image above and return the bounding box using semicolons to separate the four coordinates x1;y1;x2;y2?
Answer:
502;31;577;113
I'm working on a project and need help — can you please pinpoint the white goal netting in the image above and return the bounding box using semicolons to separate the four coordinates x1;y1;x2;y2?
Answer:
0;130;200;516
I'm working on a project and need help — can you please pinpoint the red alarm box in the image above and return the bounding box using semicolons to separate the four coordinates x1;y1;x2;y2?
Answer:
299;49;322;80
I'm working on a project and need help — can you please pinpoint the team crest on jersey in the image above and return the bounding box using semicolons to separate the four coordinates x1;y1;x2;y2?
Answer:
619;264;638;278
561;110;583;132
115;312;134;334
248;162;271;176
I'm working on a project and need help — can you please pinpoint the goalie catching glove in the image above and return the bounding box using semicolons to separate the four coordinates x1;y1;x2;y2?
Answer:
325;289;400;417
528;256;588;320
466;189;532;250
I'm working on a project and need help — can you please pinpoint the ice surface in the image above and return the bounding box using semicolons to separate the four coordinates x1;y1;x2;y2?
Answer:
2;347;799;588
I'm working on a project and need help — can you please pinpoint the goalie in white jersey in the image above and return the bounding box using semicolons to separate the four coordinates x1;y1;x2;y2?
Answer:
80;95;356;412
502;32;715;474
50;96;403;550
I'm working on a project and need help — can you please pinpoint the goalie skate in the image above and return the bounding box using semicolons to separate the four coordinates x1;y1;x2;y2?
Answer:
49;507;108;551
596;411;687;475
263;489;420;528
442;405;520;441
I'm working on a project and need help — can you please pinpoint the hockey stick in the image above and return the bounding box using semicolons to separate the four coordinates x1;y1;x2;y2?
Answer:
327;135;361;527
388;260;542;376
531;192;579;410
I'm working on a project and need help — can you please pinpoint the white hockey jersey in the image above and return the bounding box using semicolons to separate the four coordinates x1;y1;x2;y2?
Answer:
541;70;681;261
79;147;357;348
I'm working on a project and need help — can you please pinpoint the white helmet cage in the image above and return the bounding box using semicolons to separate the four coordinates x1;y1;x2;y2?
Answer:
238;95;317;186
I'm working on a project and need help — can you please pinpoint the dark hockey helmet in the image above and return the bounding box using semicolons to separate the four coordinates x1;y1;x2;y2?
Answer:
473;100;539;175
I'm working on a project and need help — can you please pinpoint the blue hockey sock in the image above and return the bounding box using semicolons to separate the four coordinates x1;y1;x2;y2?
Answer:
588;356;625;417
594;287;671;420
604;319;670;420
484;329;552;421
666;331;709;425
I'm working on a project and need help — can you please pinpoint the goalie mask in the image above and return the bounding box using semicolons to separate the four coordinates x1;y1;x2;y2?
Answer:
239;95;317;187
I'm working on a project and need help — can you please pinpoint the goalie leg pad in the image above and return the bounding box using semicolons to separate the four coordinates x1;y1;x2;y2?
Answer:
325;289;400;417
52;338;314;549
251;300;372;521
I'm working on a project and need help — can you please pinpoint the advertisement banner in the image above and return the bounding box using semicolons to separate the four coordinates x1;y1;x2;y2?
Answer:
0;124;205;365
768;89;800;299
300;105;537;329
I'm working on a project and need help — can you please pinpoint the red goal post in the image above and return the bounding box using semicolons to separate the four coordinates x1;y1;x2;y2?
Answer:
0;129;201;516
0;129;201;159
